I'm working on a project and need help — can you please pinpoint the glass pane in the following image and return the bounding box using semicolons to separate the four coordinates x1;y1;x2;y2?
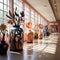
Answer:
4;5;9;12
4;5;8;11
31;9;34;15
14;3;17;9
25;4;30;12
0;11;3;18
31;18;34;28
14;0;23;13
31;9;34;28
31;11;34;19
0;0;3;2
18;0;22;2
4;12;7;19
3;20;7;24
8;0;9;6
37;15;40;24
4;0;7;4
41;17;43;24
25;18;30;23
0;3;3;10
19;2;23;8
35;13;37;20
0;20;3;24
8;6;9;11
25;7;29;12
25;11;29;16
19;7;23;12
35;13;38;24
14;0;18;3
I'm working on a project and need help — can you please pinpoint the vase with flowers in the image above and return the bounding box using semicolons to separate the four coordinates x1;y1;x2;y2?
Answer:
6;7;24;52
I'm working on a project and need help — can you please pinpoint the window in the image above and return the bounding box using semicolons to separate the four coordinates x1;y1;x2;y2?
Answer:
41;17;45;26
0;3;3;10
14;0;23;13
0;0;9;24
24;4;30;23
38;15;40;24
0;0;3;3
24;4;31;33
35;12;38;24
41;17;43;24
0;11;3;19
31;9;34;28
4;0;8;4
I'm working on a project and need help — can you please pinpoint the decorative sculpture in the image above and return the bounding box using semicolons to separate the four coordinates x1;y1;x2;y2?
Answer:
6;7;24;52
26;22;32;28
6;7;24;27
27;30;33;43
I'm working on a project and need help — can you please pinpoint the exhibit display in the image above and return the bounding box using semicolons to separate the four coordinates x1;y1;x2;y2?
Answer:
6;7;24;52
27;30;34;43
0;24;8;55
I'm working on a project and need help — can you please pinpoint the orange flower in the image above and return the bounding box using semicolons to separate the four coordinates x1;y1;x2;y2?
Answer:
26;22;32;28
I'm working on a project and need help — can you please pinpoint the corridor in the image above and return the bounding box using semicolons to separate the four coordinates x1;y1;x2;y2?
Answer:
0;33;60;60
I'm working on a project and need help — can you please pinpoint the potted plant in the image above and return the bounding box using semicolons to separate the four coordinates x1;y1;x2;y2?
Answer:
0;24;8;55
6;7;24;52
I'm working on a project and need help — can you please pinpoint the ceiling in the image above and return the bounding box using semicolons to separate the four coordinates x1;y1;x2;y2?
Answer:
49;0;60;21
25;0;56;22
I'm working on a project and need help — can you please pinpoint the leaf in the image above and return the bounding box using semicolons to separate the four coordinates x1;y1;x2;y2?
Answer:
20;11;24;17
6;14;12;19
9;10;13;17
15;11;19;17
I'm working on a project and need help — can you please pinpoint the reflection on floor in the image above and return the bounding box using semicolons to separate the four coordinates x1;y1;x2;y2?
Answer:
0;33;60;60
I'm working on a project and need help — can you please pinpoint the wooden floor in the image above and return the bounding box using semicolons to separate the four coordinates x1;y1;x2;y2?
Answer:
0;33;60;60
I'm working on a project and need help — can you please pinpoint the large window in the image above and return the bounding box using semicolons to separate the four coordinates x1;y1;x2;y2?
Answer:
24;4;30;23
14;0;23;15
35;12;38;25
31;9;34;28
24;4;30;33
38;15;40;24
14;0;24;29
0;0;9;24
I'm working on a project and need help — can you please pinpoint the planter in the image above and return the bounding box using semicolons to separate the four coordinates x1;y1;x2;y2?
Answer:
0;34;8;55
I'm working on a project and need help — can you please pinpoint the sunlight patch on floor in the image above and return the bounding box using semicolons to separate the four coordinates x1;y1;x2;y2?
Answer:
43;44;57;54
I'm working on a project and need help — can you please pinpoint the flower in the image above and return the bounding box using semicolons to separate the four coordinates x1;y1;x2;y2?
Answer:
26;22;32;28
7;20;13;24
0;24;7;30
